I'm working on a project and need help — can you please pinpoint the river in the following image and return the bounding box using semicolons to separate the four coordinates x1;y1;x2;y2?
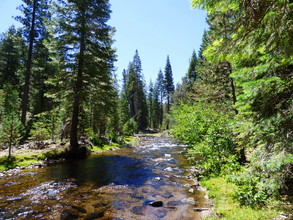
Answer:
0;134;210;219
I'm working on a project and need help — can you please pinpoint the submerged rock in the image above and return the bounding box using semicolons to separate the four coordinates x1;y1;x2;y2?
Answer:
182;197;196;205
72;205;87;213
149;201;163;207
193;208;210;212
131;206;147;216
154;208;168;218
112;200;131;210
167;200;186;206
60;209;79;220
84;211;105;220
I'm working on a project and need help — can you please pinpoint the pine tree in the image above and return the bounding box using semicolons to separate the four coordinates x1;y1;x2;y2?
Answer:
51;0;116;153
16;0;51;127
156;70;165;126
0;84;23;158
164;56;174;115
187;50;198;84
119;69;130;126
126;52;148;130
147;80;154;128
152;81;162;129
0;26;24;90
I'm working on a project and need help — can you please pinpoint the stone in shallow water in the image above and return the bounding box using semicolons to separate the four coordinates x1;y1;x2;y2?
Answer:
112;200;131;210
167;200;186;206
154;208;168;218
131;206;147;216
161;191;173;199
84;211;105;220
164;167;173;172
189;188;195;193
60;209;79;220
72;205;87;213
149;201;163;207
92;202;108;209
182;197;196;205
193;208;210;212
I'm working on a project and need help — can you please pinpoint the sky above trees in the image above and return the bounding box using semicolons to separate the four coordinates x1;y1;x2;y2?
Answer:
0;0;208;85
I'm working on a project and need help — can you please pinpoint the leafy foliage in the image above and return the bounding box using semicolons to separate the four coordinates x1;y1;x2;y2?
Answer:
172;103;240;176
176;0;293;206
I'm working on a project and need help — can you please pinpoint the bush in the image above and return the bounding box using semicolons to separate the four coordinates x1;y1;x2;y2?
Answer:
29;121;50;147
172;103;240;176
123;119;138;136
229;150;293;206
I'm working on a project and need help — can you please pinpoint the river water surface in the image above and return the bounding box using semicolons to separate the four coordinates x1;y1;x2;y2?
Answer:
0;134;209;219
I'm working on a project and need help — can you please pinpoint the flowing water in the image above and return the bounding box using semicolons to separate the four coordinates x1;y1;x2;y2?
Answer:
0;134;209;219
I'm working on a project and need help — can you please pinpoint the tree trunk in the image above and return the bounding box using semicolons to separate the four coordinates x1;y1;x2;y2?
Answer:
21;0;37;126
70;10;86;153
8;141;12;159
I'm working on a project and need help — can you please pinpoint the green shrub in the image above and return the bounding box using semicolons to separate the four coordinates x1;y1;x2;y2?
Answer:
229;150;293;206
30;121;50;143
172;103;240;176
123;119;138;136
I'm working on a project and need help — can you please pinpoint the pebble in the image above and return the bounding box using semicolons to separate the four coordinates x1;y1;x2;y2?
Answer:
164;167;173;172
182;197;196;205
188;188;195;193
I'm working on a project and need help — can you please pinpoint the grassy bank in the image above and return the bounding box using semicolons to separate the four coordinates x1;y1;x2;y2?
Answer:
0;146;67;172
0;136;140;172
201;177;286;220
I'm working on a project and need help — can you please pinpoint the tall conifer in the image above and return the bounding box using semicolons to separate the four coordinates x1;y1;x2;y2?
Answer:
52;0;116;153
164;56;174;114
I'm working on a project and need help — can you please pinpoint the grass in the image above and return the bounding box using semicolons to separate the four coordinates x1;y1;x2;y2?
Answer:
90;142;121;152
0;145;68;172
123;136;139;145
0;154;41;172
201;177;280;220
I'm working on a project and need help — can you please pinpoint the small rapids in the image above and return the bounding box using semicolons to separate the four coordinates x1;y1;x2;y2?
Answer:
0;134;210;219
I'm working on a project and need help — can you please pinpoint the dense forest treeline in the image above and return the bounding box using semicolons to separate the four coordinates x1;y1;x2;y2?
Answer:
0;0;177;158
171;0;292;207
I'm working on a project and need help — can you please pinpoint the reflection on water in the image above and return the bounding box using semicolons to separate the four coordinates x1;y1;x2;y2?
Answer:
0;135;209;219
50;155;155;186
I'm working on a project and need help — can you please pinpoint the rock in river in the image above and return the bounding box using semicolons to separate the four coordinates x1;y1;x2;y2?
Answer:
149;201;164;207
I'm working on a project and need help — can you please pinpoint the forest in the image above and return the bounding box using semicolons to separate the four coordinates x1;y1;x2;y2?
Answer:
0;0;292;218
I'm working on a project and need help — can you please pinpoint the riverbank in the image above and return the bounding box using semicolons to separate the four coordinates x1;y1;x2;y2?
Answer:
0;136;139;173
196;177;292;220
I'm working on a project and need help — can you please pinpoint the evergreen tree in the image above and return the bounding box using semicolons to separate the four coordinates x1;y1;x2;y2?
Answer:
0;26;24;91
186;50;198;84
152;81;162;129
16;0;51;126
0;85;23;158
126;52;148;130
147;80;154;128
164;56;174;115
51;0;116;152
119;69;130;127
156;69;165;126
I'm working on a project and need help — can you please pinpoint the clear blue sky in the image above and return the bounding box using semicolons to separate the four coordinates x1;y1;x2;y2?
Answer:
0;0;208;86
